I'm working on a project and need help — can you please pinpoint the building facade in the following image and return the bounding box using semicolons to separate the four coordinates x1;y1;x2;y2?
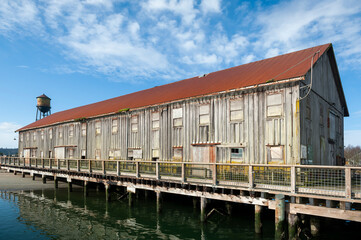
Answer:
17;43;348;165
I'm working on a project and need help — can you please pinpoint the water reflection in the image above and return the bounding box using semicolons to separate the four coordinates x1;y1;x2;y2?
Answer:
0;189;274;240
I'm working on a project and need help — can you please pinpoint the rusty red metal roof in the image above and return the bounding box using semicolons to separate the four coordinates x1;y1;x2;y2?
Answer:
18;43;334;131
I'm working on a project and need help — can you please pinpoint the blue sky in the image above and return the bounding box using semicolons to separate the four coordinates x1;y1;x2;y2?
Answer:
0;0;361;148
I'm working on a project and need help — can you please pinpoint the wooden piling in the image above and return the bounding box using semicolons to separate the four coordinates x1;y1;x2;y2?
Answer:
288;197;298;240
54;177;58;189
84;181;88;197
193;197;198;209
22;172;25;178
128;192;134;207
310;216;320;237
68;182;73;193
200;197;207;222
156;191;162;213
105;184;111;202
32;174;35;181
275;194;285;240
42;175;46;184
255;205;262;234
225;202;233;215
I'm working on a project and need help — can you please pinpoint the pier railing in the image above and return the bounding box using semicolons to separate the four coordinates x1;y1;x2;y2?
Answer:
1;157;361;200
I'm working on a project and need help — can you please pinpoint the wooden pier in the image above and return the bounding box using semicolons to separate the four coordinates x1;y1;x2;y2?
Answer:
1;156;361;239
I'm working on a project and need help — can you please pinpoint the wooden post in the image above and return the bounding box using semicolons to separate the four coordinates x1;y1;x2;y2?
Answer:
291;166;296;193
84;181;88;197
68;181;73;193
212;163;217;186
117;161;120;176
77;160;80;172
255;205;262;234
288;197;298;240
275;194;286;240
345;167;351;199
102;160;106;174
54;177;58;189
88;160;92;173
14;171;17;175
156;191;162;213
22;172;25;178
136;161;139;178
181;162;185;183
193;197;198;209
200;197;207;222
42;158;44;168
105;183;110;202
32;173;35;181
310;216;320;237
156;162;160;180
249;165;254;189
42;175;46;184
128;192;134;207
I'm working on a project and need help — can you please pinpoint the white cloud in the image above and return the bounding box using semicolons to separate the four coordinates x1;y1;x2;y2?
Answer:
0;122;21;148
345;130;361;147
200;0;221;14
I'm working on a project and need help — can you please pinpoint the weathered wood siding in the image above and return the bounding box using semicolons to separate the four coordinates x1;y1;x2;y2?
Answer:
300;52;344;165
19;83;303;164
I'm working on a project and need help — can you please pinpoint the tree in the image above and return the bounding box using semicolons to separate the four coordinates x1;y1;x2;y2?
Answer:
344;145;361;165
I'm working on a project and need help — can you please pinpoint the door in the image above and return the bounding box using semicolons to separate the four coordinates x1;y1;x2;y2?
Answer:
24;149;30;165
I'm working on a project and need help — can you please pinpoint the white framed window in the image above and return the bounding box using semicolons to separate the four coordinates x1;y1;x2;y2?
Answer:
152;112;160;129
112;119;118;134
172;108;183;127
230;99;243;121
81;123;86;136
95;121;101;135
49;128;53;140
33;132;37;141
199;104;210;125
69;125;74;137
131;115;138;132
266;93;283;117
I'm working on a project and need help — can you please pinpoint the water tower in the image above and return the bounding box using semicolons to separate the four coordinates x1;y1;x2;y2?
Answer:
36;94;51;121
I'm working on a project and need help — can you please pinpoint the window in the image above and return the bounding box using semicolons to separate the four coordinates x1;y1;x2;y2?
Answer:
40;151;44;159
41;130;44;140
20;133;23;142
81;149;86;159
199;104;210;125
266;93;283;117
69;148;74;159
95;121;101;135
95;149;101;160
329;111;337;140
81;123;86;136
131;116;138;132
33;132;37;141
230;99;243;121
128;149;133;160
31;149;37;158
69;125;74;137
152;112;160;129
49;128;53;140
26;133;29;141
267;146;284;163
172;108;183;127
173;148;183;161
114;150;121;160
112;119;118;134
109;150;114;160
58;127;63;138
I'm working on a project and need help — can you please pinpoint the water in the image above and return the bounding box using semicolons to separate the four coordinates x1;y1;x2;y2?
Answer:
0;187;360;239
0;187;275;240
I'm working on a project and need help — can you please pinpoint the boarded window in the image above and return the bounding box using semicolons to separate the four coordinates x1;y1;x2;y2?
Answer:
49;128;53;139
33;132;37;141
173;148;183;161
69;125;74;137
41;130;44;140
152;112;160;129
81;123;86;136
69;148;74;159
95;149;101;160
329;111;337;140
152;149;159;158
173;108;183;127
230;99;243;121
95;121;101;135
26;133;29;141
131;116;138;132
20;133;23;142
58;127;63;138
267;146;284;163
112;119;118;134
199;104;210;125
133;149;142;159
114;150;121;160
266;93;283;117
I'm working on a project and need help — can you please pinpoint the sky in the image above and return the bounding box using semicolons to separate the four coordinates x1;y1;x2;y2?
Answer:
0;0;361;148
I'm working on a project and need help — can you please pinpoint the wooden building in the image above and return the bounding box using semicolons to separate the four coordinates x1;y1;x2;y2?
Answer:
17;43;348;165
